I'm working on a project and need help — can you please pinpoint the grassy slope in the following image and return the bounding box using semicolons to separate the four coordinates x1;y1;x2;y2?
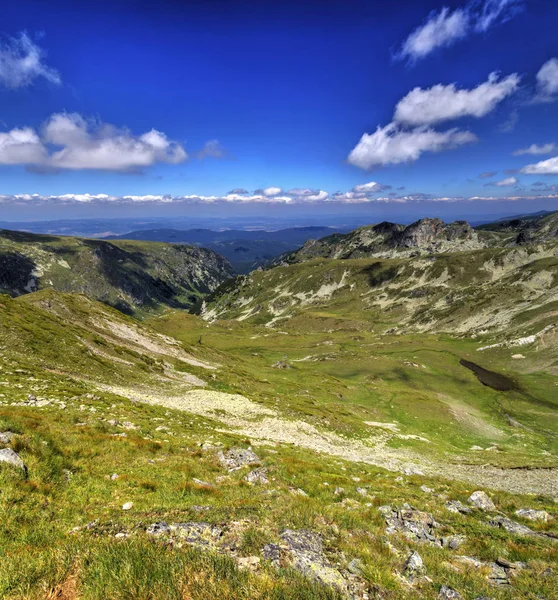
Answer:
0;229;234;316
0;279;557;598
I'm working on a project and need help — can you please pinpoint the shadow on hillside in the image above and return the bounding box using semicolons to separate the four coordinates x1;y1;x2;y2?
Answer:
0;229;61;243
82;240;192;312
0;252;38;295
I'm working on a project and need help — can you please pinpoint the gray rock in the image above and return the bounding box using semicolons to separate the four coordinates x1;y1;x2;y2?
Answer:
347;558;364;575
488;516;534;536
438;585;463;599
515;508;550;522
262;543;282;565
217;447;261;471
380;505;440;543
170;522;223;547
404;551;424;577
278;529;348;593
244;467;269;485
355;487;368;496
0;448;26;472
441;535;466;550
446;500;472;514
468;491;496;511
0;431;16;445
146;522;170;536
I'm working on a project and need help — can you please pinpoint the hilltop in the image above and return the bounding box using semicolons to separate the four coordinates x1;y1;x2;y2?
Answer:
0;229;233;315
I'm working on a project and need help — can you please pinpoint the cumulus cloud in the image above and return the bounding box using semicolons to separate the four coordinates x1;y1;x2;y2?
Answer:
513;143;558;156
535;58;558;102
394;73;520;126
485;176;519;186
0;32;60;89
261;186;283;197
0;112;187;171
347;123;476;169
399;0;523;61
520;156;558;175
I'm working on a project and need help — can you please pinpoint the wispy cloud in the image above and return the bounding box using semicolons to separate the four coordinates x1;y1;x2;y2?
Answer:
196;139;227;159
399;0;524;62
479;171;497;178
347;123;476;169
394;72;519;126
0;32;60;89
484;176;519;187
0;112;187;171
534;58;558;102
513;143;558;156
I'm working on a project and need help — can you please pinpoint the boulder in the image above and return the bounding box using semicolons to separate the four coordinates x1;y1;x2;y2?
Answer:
515;508;550;522
404;551;424;578
468;491;496;511
488;516;534;536
0;448;26;472
438;585;463;599
0;431;16;445
379;505;439;543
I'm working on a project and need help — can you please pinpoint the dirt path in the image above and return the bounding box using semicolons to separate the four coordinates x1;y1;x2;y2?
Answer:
97;384;558;498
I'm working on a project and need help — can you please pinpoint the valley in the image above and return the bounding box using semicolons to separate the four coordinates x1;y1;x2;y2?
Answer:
1;214;557;599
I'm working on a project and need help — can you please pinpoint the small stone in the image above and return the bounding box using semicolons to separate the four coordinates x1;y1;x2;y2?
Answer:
237;556;260;571
107;419;120;427
468;491;496;511
0;431;15;444
217;447;261;471
334;487;345;495
441;535;466;550
421;485;434;493
446;500;472;515
289;487;308;497
110;473;119;480
146;522;170;536
515;508;550;522
193;478;215;488
191;505;211;512
438;585;463;599
114;532;128;539
347;558;364;575
244;468;269;485
122;502;133;510
0;448;26;472
355;487;368;496
121;421;139;430
404;551;424;577
403;466;425;476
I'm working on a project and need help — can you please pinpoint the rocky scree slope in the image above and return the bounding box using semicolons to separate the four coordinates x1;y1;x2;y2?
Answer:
203;240;558;338
0;229;234;315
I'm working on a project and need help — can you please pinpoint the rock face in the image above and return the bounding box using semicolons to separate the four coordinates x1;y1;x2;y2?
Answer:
468;491;496;511
0;448;26;472
217;447;261;471
279;217;486;264
263;529;347;593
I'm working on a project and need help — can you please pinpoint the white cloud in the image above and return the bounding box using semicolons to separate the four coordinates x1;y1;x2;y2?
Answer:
400;7;470;61
261;186;283;197
0;32;60;89
0;127;47;164
513;143;557;156
535;58;558;101
399;0;523;61
486;176;518;186
352;181;387;193
394;72;520;126
0;112;187;171
347;123;476;169
520;156;558;175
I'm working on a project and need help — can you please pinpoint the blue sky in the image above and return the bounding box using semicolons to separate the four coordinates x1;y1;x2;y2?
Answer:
1;0;558;221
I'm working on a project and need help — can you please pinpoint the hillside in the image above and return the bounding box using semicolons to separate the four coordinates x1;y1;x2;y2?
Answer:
0;229;234;315
477;210;558;244
1;288;557;599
